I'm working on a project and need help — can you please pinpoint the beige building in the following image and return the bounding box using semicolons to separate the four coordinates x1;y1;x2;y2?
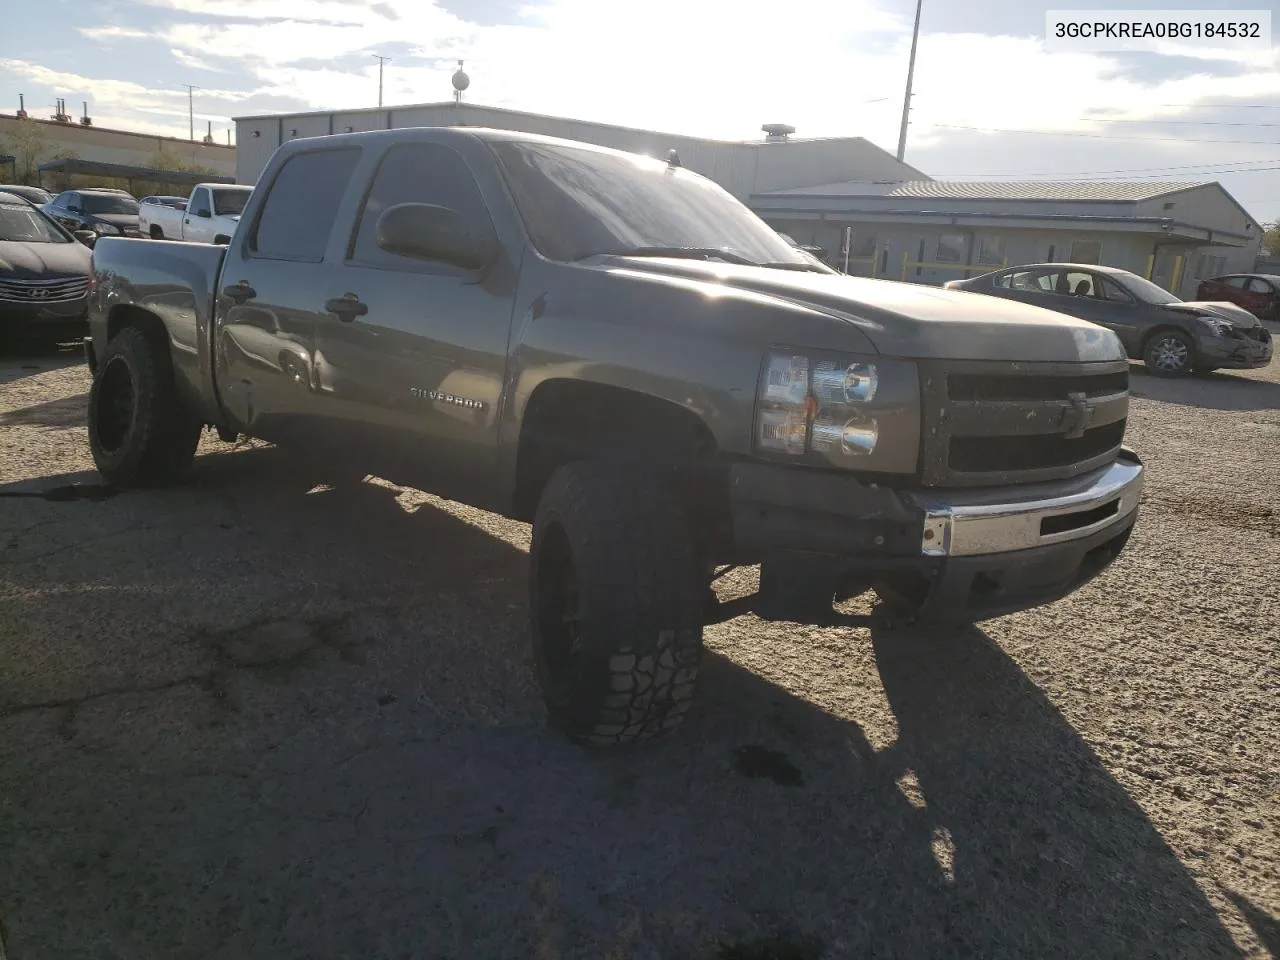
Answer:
0;113;236;183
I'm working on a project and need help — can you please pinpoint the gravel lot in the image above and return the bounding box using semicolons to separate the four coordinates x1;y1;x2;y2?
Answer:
0;337;1276;959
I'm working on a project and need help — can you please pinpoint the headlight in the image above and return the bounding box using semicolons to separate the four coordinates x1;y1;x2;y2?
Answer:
1197;316;1232;337
755;349;920;473
93;222;120;235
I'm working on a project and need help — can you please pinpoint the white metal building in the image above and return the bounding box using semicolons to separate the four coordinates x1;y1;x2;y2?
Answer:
232;102;928;199
752;179;1264;298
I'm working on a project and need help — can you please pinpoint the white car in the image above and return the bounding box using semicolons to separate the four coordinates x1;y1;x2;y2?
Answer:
139;183;252;244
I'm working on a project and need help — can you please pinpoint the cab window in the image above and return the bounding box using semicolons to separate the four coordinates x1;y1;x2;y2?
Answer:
250;147;362;261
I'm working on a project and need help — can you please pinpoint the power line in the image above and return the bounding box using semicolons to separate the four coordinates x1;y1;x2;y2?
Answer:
935;158;1280;177
925;123;1280;145
1079;117;1280;127
952;166;1280;182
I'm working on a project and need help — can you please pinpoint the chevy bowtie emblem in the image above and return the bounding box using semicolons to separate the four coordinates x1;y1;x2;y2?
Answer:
1060;391;1093;440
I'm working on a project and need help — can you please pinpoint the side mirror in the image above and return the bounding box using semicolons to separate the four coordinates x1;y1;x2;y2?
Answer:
375;202;490;270
194;208;211;218
73;230;96;248
213;234;231;245
67;205;82;213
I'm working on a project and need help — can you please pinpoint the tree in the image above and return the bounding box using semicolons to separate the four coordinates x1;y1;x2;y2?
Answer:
1;118;53;184
146;145;216;176
1264;221;1280;257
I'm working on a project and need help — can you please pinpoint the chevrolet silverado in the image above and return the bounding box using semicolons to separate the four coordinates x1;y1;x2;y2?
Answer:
83;127;1145;745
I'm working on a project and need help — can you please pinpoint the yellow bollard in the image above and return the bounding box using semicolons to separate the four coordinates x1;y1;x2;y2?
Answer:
1170;255;1183;294
901;251;909;282
870;246;879;278
1145;254;1155;280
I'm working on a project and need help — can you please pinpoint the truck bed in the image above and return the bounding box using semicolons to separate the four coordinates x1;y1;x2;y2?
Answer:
88;236;228;424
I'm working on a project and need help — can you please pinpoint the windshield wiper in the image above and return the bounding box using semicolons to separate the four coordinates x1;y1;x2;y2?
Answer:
757;260;829;273
599;246;761;266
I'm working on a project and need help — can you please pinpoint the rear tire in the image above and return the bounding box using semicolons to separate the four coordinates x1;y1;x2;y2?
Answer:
88;325;201;486
1143;329;1195;377
529;462;703;746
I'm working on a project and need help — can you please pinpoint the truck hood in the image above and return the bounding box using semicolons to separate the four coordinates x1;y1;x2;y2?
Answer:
605;256;1125;363
1164;301;1261;327
0;239;91;280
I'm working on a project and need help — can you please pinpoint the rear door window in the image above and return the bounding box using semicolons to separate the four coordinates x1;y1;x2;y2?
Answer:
999;269;1058;293
250;147;361;261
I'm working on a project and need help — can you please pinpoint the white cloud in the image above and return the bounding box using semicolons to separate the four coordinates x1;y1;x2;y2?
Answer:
77;26;152;40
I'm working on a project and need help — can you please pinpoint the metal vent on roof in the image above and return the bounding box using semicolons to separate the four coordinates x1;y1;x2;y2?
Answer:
762;123;795;142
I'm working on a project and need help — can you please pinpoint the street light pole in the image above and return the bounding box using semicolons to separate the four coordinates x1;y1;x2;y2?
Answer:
896;0;923;162
372;54;391;107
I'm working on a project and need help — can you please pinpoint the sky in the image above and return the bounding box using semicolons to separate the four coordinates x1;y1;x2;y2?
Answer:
1;0;1278;224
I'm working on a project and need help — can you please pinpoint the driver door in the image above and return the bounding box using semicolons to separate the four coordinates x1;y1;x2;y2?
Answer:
315;140;514;500
182;187;215;243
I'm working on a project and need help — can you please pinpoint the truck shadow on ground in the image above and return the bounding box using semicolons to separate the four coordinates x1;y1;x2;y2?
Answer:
0;447;1243;959
0;340;86;386
1128;361;1280;412
0;391;89;430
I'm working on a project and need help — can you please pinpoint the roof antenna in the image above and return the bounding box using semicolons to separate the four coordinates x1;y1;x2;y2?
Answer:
666;148;681;168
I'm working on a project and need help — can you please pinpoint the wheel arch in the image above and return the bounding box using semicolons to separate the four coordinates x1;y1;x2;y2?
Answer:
511;378;725;529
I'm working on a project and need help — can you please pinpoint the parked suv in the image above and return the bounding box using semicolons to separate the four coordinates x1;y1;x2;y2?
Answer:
1195;274;1280;321
42;189;142;238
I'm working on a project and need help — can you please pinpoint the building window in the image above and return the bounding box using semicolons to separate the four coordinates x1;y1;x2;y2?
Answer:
850;233;877;258
936;233;966;263
1070;239;1101;264
976;235;1006;265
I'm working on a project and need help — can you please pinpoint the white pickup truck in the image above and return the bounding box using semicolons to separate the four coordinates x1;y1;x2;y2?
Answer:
138;183;252;244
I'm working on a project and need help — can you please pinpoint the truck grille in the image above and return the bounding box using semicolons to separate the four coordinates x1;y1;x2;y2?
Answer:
0;276;90;303
920;359;1130;487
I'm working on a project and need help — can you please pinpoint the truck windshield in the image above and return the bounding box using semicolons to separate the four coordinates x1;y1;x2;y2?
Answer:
490;140;810;267
0;204;70;243
212;189;250;217
81;194;139;215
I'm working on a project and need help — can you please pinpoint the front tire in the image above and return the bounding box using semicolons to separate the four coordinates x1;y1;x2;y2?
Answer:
1143;329;1195;377
88;326;202;486
529;462;703;746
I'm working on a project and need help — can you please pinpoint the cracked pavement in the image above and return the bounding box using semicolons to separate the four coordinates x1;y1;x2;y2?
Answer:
0;340;1277;959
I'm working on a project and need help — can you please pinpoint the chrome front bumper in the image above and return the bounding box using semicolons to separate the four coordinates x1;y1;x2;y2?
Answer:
909;453;1144;558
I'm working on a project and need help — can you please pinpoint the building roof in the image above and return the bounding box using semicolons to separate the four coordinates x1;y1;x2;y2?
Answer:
234;99;870;147
763;179;1213;201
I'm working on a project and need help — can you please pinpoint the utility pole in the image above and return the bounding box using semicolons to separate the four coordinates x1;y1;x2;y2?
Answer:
372;54;391;107
896;0;923;162
183;83;198;165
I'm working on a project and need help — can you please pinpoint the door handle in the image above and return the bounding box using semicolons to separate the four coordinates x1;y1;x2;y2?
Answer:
222;282;256;304
325;293;368;322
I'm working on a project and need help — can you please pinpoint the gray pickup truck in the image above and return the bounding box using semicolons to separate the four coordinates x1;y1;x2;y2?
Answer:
83;127;1144;746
